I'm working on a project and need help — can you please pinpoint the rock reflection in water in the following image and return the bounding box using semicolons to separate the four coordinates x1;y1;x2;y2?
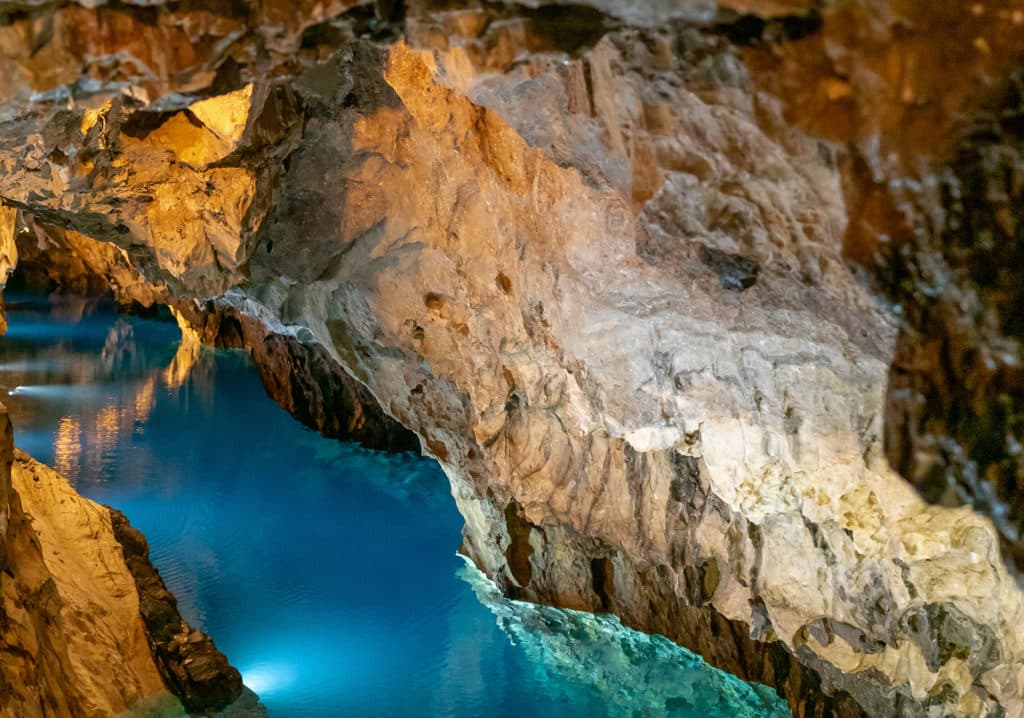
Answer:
1;298;202;487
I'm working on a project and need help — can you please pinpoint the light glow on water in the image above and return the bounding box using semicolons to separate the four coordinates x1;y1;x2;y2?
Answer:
0;293;791;718
7;383;115;401
0;359;70;372
241;663;299;698
9;384;68;397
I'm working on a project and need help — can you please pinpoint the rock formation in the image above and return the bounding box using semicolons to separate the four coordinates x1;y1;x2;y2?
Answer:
0;401;251;716
740;0;1024;580
457;556;790;717
0;1;1022;717
109;508;248;715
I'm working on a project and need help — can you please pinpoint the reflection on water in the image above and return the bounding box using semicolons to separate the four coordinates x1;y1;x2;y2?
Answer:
0;292;790;718
163;308;201;390
53;415;82;484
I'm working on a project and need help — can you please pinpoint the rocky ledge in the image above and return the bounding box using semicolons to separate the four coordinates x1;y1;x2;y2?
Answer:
109;508;248;715
0;1;1022;717
0;400;254;716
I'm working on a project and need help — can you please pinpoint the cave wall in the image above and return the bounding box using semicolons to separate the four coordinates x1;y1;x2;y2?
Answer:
883;83;1024;574
741;0;1024;581
0;1;1022;717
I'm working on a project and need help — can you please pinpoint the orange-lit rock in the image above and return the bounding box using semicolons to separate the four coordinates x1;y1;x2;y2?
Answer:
0;406;250;716
1;2;1023;717
3;447;172;717
0;397;179;717
143;85;255;169
0;205;16;334
0;205;16;282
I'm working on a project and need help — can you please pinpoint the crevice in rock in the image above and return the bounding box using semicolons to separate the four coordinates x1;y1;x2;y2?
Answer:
504;500;535;595
508;3;615;56
589;556;614;611
713;8;823;47
698;244;760;292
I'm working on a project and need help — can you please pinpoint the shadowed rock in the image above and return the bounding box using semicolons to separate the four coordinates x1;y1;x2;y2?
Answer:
110;509;248;715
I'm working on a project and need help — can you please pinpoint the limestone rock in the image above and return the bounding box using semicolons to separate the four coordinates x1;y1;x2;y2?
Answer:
743;1;1024;575
0;398;252;716
1;2;1023;717
882;81;1024;574
1;430;176;716
109;509;245;714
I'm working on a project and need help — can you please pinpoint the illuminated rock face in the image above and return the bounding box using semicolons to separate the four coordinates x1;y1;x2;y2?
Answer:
742;0;1024;578
0;2;1023;717
0;413;250;716
0;405;172;716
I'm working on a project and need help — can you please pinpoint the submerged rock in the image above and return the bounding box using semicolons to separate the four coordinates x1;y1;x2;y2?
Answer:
458;557;789;717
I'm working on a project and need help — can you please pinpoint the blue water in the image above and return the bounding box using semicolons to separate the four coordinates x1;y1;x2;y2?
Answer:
0;293;789;718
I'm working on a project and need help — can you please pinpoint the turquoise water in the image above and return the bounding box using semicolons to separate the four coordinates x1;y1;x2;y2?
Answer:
0;293;789;718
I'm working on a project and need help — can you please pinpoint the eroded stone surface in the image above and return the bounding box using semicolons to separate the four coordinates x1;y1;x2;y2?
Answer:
1;2;1023;717
0;420;178;717
743;1;1024;577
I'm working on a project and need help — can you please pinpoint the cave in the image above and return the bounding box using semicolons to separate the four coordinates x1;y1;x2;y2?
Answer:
0;1;1022;717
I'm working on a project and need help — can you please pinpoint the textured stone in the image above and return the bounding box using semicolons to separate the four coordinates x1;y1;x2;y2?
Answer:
109;509;245;714
882;81;1024;574
189;299;422;452
0;402;11;575
742;1;1024;576
1;437;177;717
1;2;1023;717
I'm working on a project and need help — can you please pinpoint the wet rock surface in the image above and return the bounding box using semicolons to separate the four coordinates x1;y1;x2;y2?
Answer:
0;1;1023;717
110;509;246;715
458;557;792;717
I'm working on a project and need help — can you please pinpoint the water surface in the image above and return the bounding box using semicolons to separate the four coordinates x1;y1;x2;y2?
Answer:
0;293;789;718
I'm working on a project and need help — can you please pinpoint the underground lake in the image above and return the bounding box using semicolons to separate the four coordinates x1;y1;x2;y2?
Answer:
0;292;789;718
